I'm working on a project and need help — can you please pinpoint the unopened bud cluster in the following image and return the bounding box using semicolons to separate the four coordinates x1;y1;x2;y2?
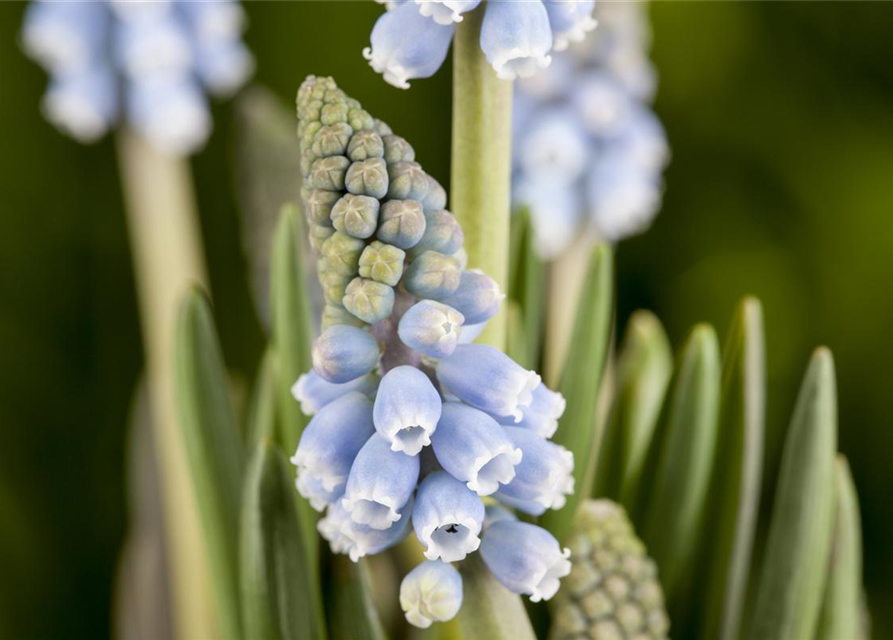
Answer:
550;500;669;640
292;76;574;629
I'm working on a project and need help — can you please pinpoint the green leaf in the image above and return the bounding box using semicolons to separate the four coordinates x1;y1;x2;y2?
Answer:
816;456;865;640
638;324;721;602
456;554;536;640
247;347;279;448
175;288;244;640
749;348;837;640
695;297;766;640
539;243;613;543
328;556;388;640
240;439;323;640
592;310;672;503
506;208;545;370
270;204;318;569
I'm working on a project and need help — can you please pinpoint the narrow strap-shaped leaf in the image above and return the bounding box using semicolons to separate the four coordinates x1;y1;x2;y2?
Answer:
175;288;244;640
639;324;721;603
816;456;865;640
592;310;672;503
240;439;324;640
246;347;279;448
749;348;837;640
695;297;765;640
506;208;545;370
539;243;613;543
456;554;536;640
328;556;388;640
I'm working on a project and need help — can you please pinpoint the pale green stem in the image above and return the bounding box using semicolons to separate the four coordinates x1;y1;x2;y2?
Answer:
451;5;513;351
116;128;215;640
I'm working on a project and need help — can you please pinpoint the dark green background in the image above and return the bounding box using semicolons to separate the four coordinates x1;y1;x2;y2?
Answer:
1;2;891;638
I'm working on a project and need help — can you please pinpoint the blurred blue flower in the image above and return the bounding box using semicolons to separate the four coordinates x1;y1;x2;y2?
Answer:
365;0;598;88
480;519;572;602
412;470;484;562
21;0;253;154
373;365;443;455
399;560;464;628
512;1;670;257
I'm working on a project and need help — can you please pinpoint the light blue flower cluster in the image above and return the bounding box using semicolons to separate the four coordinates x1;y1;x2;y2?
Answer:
364;0;597;88
292;75;574;628
20;0;254;155
512;1;670;258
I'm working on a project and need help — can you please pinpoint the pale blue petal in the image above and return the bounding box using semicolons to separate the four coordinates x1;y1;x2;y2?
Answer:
490;381;566;438
479;520;571;602
543;0;597;51
291;370;380;416
126;74;212;156
415;0;482;26
21;0;109;72
373;365;443;455
312;325;381;384
115;15;193;79
398;300;465;359
494;427;574;516
342;434;420;529
436;345;540;421
412;471;485;561
290;392;376;511
363;2;455;89
400;560;463;629
457;320;487;345
320;498;414;561
480;0;552;80
437;270;503;325
430;403;522;496
41;64;118;144
513;179;582;260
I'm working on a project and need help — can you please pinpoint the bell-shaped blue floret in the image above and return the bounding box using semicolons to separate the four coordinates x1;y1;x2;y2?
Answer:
490;381;566;438
342;434;420;529
291;370;380;416
373;366;443;455
412;471;485;562
311;325;380;384
480;0;553;80
290;392;376;511
363;2;456;89
319;497;414;562
398;300;465;359
543;0;597;51
399;560;464;629
414;0;482;26
494;427;574;516
479;520;571;602
436;344;540;421
437;270;503;325
430;402;522;496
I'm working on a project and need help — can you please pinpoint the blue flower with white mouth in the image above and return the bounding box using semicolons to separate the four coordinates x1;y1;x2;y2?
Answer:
364;0;597;88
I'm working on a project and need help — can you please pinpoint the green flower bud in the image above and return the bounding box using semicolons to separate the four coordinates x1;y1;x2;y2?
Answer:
298;99;323;126
408;209;464;259
320;101;349;126
348;108;375;131
300;149;315;179
331;194;380;239
382;134;415;164
403;251;461;299
377;199;427;249
375;119;393;136
359;240;406;286
321;269;353;307
422;175;448;213
308;224;336;253
321;231;365;276
549;500;669;640
302;188;340;226
300;120;323;152
321;303;367;330
387;161;430;200
347;130;385;162
345;158;389;199
308;156;350;191
311;122;353;158
343;277;395;324
323;88;347;104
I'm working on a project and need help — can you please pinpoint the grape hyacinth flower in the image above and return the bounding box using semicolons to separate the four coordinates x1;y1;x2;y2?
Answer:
364;0;597;88
21;0;254;155
291;76;573;628
512;1;670;257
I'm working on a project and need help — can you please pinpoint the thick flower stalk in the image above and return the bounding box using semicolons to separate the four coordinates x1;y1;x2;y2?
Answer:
291;75;574;628
21;0;254;155
549;500;670;640
512;1;670;257
364;0;597;88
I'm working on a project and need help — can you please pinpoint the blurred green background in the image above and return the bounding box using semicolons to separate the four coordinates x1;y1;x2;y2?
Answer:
1;1;891;638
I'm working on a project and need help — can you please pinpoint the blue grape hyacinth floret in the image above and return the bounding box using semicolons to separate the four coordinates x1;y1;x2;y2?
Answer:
364;0;597;88
512;1;670;258
20;0;254;155
291;75;574;628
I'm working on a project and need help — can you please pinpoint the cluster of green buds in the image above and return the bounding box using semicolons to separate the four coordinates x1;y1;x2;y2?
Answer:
297;76;465;331
550;500;669;640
